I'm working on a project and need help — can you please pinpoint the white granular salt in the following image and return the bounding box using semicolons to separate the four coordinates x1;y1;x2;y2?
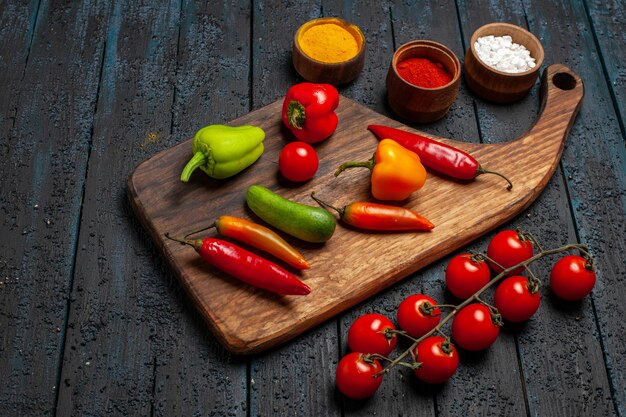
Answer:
474;35;536;73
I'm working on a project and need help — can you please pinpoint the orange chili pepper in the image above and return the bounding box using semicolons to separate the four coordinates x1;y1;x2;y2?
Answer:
185;215;310;270
311;193;434;231
335;139;427;200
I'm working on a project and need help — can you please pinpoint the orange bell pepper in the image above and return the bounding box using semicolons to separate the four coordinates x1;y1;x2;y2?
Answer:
335;139;427;200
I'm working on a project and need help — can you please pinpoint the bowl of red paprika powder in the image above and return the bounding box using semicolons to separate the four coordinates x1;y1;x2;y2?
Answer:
386;40;461;123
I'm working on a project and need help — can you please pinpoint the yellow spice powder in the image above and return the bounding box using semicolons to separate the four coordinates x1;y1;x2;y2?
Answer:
298;23;360;63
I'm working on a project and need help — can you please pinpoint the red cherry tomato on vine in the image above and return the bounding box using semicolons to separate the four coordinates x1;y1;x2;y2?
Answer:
348;313;397;356
396;294;440;338
550;255;596;301
451;303;500;351
335;352;383;399
494;276;540;322
413;336;459;384
278;141;319;182
445;254;491;299
487;230;534;275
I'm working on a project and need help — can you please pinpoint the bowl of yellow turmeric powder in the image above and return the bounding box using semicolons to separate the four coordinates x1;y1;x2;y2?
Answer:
293;17;366;85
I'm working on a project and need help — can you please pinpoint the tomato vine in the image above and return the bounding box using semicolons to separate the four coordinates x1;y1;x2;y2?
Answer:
370;242;593;378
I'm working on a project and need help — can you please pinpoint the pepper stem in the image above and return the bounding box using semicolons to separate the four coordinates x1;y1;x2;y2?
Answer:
180;152;206;182
335;154;376;177
287;100;306;129
184;222;218;239
164;233;203;251
310;192;345;217
476;165;513;191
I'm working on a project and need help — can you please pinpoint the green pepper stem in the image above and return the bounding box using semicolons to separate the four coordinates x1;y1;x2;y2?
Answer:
476;165;513;191
334;155;375;177
287;100;306;129
310;192;345;217
180;152;206;182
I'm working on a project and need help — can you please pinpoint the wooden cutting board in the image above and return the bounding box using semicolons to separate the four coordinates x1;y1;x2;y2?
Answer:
128;64;583;355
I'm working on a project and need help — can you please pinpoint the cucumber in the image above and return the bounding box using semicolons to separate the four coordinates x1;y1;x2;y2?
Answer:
246;185;336;243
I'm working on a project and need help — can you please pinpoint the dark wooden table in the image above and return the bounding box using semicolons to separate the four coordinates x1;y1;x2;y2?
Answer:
1;1;625;416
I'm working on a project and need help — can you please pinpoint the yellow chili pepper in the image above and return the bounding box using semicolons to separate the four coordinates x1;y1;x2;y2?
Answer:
335;139;427;201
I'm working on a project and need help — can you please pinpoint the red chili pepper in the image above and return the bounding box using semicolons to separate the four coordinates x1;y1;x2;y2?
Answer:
367;125;513;190
282;83;339;143
310;193;434;231
184;215;310;270
165;234;310;296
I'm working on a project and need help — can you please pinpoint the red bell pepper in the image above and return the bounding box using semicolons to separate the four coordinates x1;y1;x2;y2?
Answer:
282;83;339;143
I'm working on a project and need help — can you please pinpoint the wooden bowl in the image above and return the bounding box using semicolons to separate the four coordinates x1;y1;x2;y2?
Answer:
292;17;365;85
386;40;461;124
464;22;545;103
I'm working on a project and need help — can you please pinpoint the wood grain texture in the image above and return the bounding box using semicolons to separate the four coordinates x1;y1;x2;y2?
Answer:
586;0;626;130
526;0;626;415
340;2;467;415
149;2;250;416
55;1;184;415
245;2;343;417
0;0;109;415
1;1;625;416
128;63;583;356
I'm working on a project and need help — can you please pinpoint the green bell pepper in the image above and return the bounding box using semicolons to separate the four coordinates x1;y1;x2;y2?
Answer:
180;124;265;182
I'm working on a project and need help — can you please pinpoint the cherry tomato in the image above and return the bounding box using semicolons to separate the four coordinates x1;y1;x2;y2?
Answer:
335;352;383;399
413;336;459;384
550;255;596;301
445;254;491;299
487;230;534;275
396;294;440;338
494;276;540;322
348;313;397;356
451;303;500;351
278;141;319;182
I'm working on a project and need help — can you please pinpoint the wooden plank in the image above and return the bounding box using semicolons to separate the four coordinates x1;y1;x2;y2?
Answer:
337;1;475;415
381;1;529;415
0;0;109;415
54;1;184;415
245;2;340;416
316;1;394;415
525;0;625;415
585;0;626;133
452;1;542;415
149;1;250;415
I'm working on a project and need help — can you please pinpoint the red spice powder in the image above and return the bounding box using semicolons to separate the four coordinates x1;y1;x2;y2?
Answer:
396;57;452;88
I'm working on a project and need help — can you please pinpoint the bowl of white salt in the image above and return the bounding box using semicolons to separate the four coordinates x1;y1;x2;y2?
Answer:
464;22;544;103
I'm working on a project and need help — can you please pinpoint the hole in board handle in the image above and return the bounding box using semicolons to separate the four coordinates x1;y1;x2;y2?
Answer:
552;72;577;90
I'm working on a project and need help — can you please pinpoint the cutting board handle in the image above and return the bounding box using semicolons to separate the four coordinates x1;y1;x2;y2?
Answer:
522;63;584;146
